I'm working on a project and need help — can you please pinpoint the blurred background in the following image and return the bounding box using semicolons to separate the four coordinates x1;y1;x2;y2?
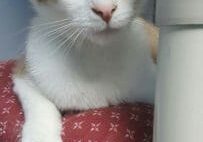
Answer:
0;0;33;61
0;0;154;61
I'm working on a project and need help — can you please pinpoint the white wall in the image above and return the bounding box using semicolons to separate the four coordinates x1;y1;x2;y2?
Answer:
0;0;34;61
156;0;203;25
143;0;155;22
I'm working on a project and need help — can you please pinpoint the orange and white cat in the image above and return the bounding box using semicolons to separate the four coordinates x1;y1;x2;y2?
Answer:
13;0;158;141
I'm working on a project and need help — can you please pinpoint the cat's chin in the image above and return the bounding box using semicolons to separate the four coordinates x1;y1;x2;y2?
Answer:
87;28;123;46
89;34;116;46
98;27;120;34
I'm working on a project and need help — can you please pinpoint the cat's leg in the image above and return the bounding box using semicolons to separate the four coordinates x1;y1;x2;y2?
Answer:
13;76;62;142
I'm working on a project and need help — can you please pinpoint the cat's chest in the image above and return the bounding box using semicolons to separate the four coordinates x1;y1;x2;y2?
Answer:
27;30;155;110
39;45;131;86
69;44;128;80
28;48;134;110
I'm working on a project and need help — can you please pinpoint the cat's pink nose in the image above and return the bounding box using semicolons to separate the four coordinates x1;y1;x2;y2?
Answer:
91;4;117;23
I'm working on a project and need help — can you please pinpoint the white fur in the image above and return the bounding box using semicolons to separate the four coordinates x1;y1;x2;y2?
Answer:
13;0;155;141
13;76;62;142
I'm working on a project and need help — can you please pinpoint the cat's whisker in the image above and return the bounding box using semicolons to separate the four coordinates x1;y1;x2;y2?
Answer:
44;27;74;47
113;11;138;20
113;15;131;21
30;22;68;34
46;28;79;56
30;20;82;31
52;29;81;55
33;21;76;35
33;22;77;42
28;19;81;35
7;20;69;39
113;15;143;26
30;21;66;30
43;23;77;38
28;18;74;29
74;29;87;52
64;28;85;54
57;28;83;55
14;19;69;35
114;11;133;17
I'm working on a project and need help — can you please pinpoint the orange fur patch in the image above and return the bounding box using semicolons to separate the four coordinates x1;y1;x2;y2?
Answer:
140;18;159;64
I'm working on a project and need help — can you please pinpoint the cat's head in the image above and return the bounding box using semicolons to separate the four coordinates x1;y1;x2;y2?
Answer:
30;0;145;45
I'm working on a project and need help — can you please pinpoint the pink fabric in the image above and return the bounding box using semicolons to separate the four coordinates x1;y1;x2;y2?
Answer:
0;61;153;142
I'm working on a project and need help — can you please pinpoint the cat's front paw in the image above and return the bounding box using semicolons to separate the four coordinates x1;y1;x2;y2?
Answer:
21;131;62;142
22;136;62;142
22;135;62;142
21;122;62;142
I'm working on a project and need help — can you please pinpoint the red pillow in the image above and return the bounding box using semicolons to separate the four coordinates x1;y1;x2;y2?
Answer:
0;61;153;142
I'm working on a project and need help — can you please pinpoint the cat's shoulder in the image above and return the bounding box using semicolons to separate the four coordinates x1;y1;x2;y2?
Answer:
131;18;159;63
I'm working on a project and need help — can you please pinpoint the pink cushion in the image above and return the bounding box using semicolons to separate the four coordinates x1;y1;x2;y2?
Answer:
0;61;153;142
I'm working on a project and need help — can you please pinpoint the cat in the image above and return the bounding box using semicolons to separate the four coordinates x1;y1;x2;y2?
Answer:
12;0;158;142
